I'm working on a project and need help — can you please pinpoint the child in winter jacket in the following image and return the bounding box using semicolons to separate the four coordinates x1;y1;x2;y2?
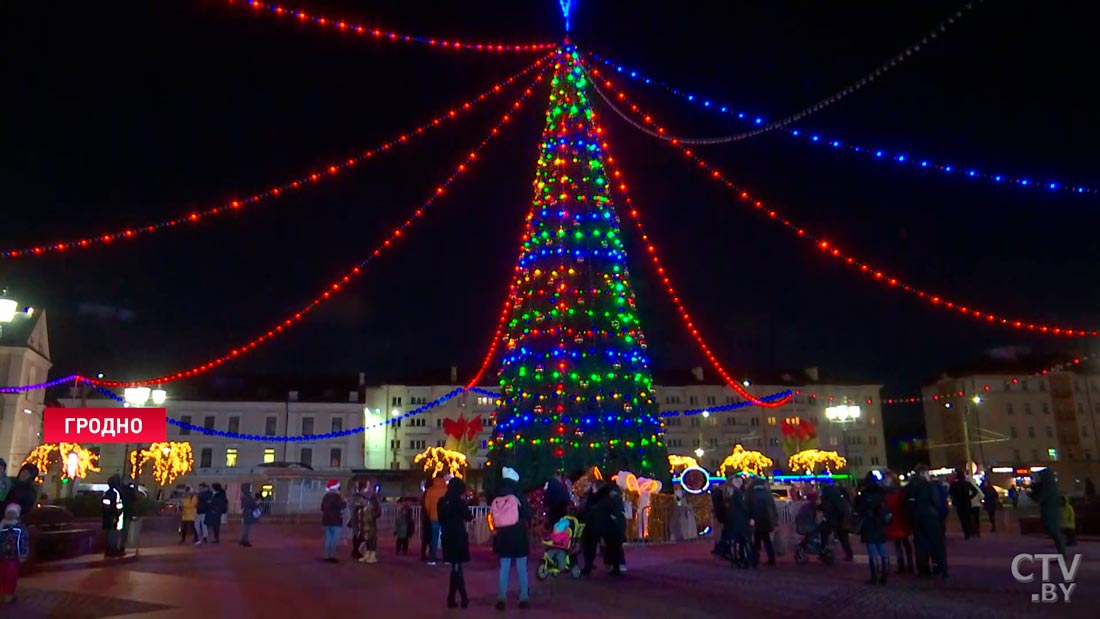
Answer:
395;502;413;555
0;504;30;604
544;516;572;570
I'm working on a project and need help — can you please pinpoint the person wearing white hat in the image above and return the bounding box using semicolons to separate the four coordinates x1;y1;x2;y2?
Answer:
491;467;531;610
0;503;30;603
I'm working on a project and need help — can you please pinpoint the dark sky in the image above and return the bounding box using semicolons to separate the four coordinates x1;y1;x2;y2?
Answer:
4;1;1099;444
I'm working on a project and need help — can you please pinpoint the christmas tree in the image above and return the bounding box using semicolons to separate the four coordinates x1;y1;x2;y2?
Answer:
487;49;668;491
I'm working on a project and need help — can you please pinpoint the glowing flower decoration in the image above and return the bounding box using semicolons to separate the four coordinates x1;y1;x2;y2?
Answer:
781;417;819;456
24;443;101;483
442;414;484;459
787;449;847;474
717;444;773;477
130;442;194;486
414;446;468;478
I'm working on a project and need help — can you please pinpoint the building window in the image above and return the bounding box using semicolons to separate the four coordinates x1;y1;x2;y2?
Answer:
1024;403;1033;415
689;417;700;428
1031;449;1039;461
706;396;716;405
390;439;401;450
436;439;445;447
1048;448;1058;462
1010;427;1018;438
263;448;276;464
228;416;240;434
871;457;880;465
766;417;777;426
200;448;212;468
1013;449;1021;462
1046;426;1054;438
203;416;215;430
769;437;779;447
751;417;759;427
302;417;314;435
330;448;342;468
1086;449;1094;461
226;448;238;467
1027;427;1035;438
1006;403;1014;415
1039;381;1047;392
829;437;838;447
332;417;344;433
300;448;312;467
436;418;443;428
1041;403;1050;415
391;396;402;406
408;418;426;428
265;416;277;435
180;415;192;435
665;418;680;426
725;416;737;426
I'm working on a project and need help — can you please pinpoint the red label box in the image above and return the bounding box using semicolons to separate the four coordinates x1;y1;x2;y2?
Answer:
44;408;167;443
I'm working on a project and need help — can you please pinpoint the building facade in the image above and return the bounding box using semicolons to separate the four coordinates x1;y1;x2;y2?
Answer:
921;364;1100;489
0;305;51;468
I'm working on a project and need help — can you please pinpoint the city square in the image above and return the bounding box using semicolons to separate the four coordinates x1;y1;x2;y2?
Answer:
3;0;1100;617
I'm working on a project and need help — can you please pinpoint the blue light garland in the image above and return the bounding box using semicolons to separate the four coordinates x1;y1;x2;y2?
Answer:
586;51;1097;197
0;374;80;394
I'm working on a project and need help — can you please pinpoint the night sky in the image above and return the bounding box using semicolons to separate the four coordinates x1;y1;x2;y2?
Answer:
4;1;1099;449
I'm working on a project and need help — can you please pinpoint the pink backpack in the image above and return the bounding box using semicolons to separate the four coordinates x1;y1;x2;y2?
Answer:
491;494;520;528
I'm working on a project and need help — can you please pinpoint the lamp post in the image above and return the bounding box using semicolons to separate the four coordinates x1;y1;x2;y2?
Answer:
825;404;861;475
123;387;167;482
945;395;981;469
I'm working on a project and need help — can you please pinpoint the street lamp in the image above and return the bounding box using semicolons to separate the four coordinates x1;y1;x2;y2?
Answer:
123;387;166;407
694;447;705;459
825;405;861;473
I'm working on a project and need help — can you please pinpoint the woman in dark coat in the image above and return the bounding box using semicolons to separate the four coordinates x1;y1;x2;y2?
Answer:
438;478;473;608
856;472;889;585
7;463;39;519
724;478;752;568
492;467;531;610
1029;468;1066;555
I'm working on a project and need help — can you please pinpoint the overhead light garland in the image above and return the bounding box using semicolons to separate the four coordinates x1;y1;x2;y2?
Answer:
86;67;548;388
1;55;551;259
587;67;1099;338
229;1;556;52
883;353;1098;404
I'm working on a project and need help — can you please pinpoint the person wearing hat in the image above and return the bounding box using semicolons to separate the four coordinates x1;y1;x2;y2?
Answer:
0;503;30;604
7;463;38;519
491;467;531;610
0;459;11;505
321;479;347;563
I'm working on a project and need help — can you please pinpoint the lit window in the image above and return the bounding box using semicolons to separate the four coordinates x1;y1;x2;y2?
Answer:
332;417;343;433
263;448;276;464
226;448;238;468
330;448;342;468
265;417;277;435
1048;448;1058;461
767;417;777;425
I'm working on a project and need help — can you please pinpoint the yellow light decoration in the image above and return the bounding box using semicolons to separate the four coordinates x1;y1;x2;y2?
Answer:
571;465;603;496
413;446;468;479
717;444;774;477
787;449;847;475
130;442;194;486
667;454;699;473
23;443;101;483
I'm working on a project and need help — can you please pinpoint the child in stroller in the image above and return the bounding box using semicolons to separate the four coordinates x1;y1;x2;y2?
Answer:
794;493;835;565
536;515;585;580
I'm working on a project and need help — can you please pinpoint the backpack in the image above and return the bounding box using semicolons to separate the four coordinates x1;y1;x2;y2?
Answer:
0;525;24;559
491;494;520;528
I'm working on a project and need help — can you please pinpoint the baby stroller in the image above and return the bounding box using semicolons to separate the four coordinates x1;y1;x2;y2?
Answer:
793;502;835;566
536;515;585;580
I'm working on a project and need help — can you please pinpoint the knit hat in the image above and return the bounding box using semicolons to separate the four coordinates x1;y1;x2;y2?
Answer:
3;504;19;518
326;479;340;492
502;467;519;482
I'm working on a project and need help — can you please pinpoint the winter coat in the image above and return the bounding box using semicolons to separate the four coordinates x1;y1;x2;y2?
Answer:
196;489;212;515
820;485;852;529
438;478;473;564
206;489;228;525
241;495;259;524
905;476;943;528
580;484;617;538
357;496;380;540
8;463;39;518
710;487;728;524
395;507;413;539
856;481;888;545
949;478;977;511
1030;469;1062;530
544;478;571;525
747;484;777;532
347;491;368;529
0;476;12;504
981;485;999;512
723;486;751;539
102;475;124;531
424;477;447;522
181;495;198;521
1061;499;1075;531
321;491;346;527
883;487;911;539
0;521;29;561
491;479;531;558
607;487;628;540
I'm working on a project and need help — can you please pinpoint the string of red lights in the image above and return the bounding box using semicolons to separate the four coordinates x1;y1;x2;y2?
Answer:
230;1;556;52
587;67;1100;339
1;55;550;259
465;233;530;390
593;109;790;408
87;67;549;388
882;354;1097;404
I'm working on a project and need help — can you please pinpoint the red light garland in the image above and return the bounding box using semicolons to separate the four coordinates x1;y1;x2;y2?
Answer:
587;66;1100;339
230;1;556;53
88;67;549;387
2;54;551;259
883;353;1096;404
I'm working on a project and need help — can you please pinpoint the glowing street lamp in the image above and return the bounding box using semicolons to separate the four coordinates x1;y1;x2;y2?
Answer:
825;405;861;422
694;447;705;459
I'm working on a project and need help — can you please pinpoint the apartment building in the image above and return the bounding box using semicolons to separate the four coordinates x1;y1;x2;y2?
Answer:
0;302;50;467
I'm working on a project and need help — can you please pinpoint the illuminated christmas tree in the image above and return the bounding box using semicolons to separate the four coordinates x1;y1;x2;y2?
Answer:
487;49;667;490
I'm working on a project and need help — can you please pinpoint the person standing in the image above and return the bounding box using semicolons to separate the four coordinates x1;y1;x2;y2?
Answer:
7;464;39;519
966;476;983;538
820;483;854;561
0;460;11;506
395;500;413;555
883;471;913;574
356;483;381;564
102;474;125;558
747;478;777;566
321;479;346;563
543;477;571;532
724;477;752;568
578;480;605;574
1085;478;1096;502
348;481;369;560
0;504;30;605
709;483;729;557
907;465;948;578
980;479;999;533
206;483;227;543
1029;468;1066;555
856;472;890;585
491;467;531;611
194;483;211;544
424;475;447;565
119;480;137;555
240;492;261;547
948;471;978;539
180;486;198;544
605;483;628;574
439;477;473;609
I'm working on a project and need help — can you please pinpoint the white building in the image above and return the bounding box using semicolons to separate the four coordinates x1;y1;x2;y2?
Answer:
0;300;51;468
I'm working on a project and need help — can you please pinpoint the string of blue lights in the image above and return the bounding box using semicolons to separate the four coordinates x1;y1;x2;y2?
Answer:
586;50;1097;197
